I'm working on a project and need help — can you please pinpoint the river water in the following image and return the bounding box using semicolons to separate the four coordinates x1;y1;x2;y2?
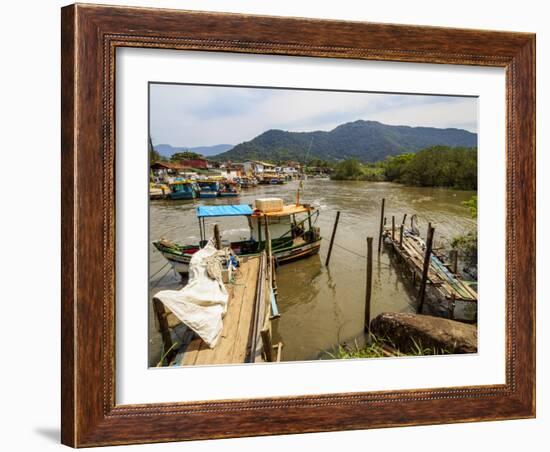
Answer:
148;179;475;366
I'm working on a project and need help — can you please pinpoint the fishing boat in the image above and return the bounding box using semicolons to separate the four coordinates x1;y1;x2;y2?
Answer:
153;199;322;276
149;182;170;200
218;180;241;197
240;176;257;188
197;180;220;198
168;180;198;200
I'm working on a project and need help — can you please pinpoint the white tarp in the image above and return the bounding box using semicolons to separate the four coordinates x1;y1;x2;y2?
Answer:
155;241;229;348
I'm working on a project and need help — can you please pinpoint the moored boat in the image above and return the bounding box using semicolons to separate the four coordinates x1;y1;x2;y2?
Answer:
240;176;257;188
153;199;322;276
197;180;220;198
150;182;170;199
168;180;198;200
218;180;241;197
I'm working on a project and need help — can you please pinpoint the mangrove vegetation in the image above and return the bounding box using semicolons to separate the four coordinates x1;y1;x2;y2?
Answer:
331;146;477;190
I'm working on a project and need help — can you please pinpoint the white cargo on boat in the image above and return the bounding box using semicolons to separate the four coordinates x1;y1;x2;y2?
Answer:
254;197;283;213
154;241;229;348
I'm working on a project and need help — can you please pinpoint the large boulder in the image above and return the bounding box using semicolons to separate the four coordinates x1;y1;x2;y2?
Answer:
370;312;477;354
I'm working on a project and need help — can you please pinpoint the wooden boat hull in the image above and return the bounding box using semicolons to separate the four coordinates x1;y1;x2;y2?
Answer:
199;191;218;198
449;299;477;323
150;190;167;200
170;191;195;200
156;238;321;276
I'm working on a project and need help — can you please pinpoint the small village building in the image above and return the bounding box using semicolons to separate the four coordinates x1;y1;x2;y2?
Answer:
150;162;198;181
242;160;276;175
177;158;209;169
275;166;299;176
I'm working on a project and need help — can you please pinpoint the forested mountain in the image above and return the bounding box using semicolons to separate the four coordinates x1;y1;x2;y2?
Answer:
213;120;476;163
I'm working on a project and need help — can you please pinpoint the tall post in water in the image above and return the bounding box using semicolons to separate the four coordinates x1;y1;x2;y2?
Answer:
213;224;221;250
399;224;404;247
365;237;373;332
325;211;341;267
451;249;458;274
418;224;435;314
378;198;385;253
402;213;407;225
391;216;396;241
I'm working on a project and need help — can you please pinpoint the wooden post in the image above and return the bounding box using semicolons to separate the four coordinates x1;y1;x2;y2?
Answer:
402;213;407;225
264;217;272;261
261;328;274;362
296;188;300;206
213;224;221;250
325;211;341;267
365;237;373;332
391;216;396;241
417;225;435;314
153;298;175;365
378;198;385;253
399;224;404;247
451;249;458;274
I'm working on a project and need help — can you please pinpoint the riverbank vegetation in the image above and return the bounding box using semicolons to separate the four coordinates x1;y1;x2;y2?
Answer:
451;195;478;279
331;146;477;190
324;334;451;359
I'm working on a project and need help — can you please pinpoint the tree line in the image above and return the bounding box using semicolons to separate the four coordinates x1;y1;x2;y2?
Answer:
331;146;477;190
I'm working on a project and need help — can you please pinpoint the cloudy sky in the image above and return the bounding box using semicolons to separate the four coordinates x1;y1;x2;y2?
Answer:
149;83;477;148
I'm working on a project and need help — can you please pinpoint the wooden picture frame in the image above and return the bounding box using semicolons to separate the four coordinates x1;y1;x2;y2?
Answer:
61;3;535;447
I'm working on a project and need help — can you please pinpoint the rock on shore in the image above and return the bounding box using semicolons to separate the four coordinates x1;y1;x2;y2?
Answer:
370;312;477;354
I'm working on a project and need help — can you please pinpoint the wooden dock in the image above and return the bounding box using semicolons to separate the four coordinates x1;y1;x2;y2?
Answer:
382;225;478;322
153;251;281;366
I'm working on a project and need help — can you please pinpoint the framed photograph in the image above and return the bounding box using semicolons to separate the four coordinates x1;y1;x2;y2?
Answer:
61;4;535;447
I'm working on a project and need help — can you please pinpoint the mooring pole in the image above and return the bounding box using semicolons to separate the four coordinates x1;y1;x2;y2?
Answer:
399;224;404;247
391;216;396;241
213;224;221;250
451;249;458;274
365;237;373;332
325;211;341;267
417;224;435;314
402;213;407;225
264;217;272;266
378;198;385;253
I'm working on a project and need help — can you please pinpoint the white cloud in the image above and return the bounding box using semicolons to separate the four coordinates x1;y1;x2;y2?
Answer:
150;83;477;147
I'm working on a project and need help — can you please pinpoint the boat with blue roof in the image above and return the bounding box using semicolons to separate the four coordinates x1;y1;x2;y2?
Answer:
153;198;322;275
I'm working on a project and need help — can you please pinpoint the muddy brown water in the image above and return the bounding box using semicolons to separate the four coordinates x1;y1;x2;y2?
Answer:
148;179;476;366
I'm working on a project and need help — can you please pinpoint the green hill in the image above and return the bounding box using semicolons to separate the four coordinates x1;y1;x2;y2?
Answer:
213;120;477;163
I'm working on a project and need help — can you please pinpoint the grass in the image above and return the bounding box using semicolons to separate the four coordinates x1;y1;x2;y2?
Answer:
156;341;179;367
323;333;451;360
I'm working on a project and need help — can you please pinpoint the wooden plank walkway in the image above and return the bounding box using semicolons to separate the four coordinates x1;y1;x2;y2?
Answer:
177;255;261;366
383;227;477;303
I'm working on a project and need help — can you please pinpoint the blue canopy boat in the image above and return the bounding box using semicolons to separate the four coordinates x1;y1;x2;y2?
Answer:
197;180;220;198
153;201;322;275
168;180;198;200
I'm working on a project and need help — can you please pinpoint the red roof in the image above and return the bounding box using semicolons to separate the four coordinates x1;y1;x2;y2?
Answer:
150;161;189;170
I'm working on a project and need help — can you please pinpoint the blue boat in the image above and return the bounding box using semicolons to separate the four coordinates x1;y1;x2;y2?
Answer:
198;180;220;198
169;180;198;200
218;181;241;197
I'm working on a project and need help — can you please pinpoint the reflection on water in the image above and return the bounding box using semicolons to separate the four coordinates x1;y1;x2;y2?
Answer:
148;179;476;365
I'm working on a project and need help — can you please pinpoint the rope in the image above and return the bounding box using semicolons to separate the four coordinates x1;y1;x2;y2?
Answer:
333;242;366;259
149;261;170;281
150;265;175;290
329;242;392;269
